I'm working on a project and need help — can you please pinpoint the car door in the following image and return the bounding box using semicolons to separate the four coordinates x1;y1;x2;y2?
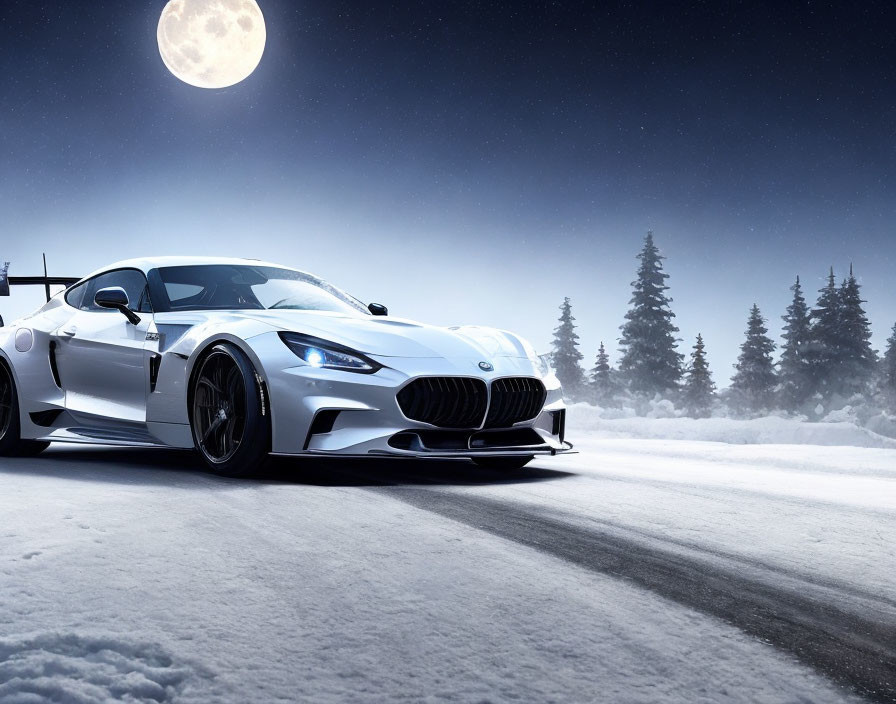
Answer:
53;268;153;423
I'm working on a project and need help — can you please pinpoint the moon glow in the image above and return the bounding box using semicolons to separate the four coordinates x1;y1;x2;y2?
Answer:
157;0;266;89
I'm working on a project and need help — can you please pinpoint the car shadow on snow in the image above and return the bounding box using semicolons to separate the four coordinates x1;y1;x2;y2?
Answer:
260;455;574;487
0;445;573;489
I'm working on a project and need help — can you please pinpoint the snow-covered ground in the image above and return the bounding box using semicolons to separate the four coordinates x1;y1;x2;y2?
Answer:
566;402;896;448
1;415;894;702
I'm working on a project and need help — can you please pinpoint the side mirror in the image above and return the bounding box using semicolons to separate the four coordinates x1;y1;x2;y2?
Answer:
95;287;141;325
368;302;388;316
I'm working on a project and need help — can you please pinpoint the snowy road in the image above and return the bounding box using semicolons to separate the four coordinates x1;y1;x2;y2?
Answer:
1;438;894;703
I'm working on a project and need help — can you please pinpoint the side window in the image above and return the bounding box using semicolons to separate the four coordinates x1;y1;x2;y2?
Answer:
82;270;153;313
64;282;88;310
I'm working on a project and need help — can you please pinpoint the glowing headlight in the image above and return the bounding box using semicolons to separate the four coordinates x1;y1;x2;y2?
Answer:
305;349;325;367
535;353;551;377
279;332;381;374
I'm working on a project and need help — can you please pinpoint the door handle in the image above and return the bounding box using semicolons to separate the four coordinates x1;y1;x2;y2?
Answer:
58;326;77;338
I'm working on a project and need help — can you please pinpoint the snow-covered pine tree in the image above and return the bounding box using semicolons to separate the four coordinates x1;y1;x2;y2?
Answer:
683;333;715;418
836;265;876;397
778;276;813;410
883;323;896;411
590;341;620;407
618;231;683;397
551;297;585;399
731;305;777;413
807;268;842;399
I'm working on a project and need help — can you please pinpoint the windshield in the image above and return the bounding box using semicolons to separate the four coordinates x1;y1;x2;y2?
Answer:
153;265;369;315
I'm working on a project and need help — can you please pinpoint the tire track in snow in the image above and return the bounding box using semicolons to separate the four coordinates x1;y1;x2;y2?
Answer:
371;483;896;704
498;480;896;613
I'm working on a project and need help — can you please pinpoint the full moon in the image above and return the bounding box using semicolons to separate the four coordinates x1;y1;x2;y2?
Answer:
157;0;266;89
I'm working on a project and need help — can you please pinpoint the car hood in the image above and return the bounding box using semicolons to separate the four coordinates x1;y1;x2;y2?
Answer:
236;310;537;360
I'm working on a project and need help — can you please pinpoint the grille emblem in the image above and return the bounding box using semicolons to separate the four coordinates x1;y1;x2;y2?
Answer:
478;361;493;371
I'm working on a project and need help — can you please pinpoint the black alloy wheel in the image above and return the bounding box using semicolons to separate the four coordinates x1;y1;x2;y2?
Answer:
0;364;13;442
0;362;50;457
190;344;269;476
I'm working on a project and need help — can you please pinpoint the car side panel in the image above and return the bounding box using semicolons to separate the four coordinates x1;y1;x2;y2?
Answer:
0;298;75;440
52;310;151;423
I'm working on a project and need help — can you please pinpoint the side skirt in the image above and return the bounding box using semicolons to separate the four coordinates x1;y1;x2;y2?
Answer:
33;412;192;449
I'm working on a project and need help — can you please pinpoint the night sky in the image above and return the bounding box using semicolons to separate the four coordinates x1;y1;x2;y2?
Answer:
2;1;895;380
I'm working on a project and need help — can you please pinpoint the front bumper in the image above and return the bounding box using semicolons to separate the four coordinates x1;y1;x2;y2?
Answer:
293;408;572;459
248;332;571;458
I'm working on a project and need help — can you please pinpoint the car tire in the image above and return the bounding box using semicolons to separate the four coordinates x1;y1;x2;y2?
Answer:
0;361;51;458
472;455;534;471
190;343;270;477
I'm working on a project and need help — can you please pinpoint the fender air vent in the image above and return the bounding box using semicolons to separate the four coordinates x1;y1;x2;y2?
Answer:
48;341;62;388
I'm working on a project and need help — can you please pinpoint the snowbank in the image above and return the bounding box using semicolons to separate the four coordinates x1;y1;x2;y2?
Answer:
0;633;195;703
566;403;896;449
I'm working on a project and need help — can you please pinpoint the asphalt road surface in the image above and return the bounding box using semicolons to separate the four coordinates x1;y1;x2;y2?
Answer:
1;442;893;703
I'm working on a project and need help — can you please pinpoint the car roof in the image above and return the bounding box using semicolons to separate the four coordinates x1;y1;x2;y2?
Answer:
78;256;307;282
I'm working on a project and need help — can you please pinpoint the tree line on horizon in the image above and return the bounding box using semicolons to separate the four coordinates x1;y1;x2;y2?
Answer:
550;231;896;418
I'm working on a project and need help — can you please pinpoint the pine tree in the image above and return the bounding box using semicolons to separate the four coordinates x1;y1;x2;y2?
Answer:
590;342;620;407
883;323;896;411
731;305;777;413
807;268;842;398
618;231;683;397
778;276;813;410
551;297;585;399
836;265;876;397
683;334;715;418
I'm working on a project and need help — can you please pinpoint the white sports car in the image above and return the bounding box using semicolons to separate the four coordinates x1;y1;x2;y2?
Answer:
0;257;570;476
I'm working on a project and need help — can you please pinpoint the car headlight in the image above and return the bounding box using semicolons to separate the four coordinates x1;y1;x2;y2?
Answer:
279;332;381;374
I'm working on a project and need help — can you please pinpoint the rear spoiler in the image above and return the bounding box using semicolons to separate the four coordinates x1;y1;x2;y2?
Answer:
8;276;81;288
1;255;79;302
0;257;79;327
6;276;80;303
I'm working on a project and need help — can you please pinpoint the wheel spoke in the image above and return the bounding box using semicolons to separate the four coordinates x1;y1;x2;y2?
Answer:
201;413;225;443
218;418;231;456
213;361;227;397
225;366;240;395
197;377;223;397
220;419;232;456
